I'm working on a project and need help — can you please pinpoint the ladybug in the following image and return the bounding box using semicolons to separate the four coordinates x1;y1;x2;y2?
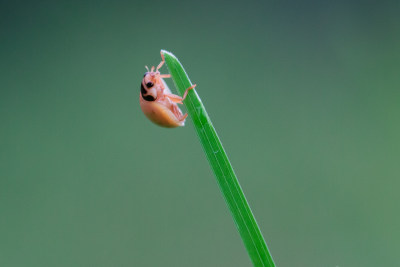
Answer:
140;52;196;128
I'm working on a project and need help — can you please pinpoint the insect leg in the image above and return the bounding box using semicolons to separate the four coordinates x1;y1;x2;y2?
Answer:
180;113;188;122
165;84;196;104
181;84;196;101
156;51;166;71
165;93;183;104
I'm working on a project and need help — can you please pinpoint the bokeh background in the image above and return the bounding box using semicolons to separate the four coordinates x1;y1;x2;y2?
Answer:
1;0;399;266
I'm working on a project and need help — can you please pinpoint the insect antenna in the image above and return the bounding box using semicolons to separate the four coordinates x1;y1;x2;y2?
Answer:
145;66;150;72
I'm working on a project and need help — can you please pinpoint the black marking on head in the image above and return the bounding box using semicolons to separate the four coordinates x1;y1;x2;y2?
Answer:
142;94;156;101
146;82;154;88
141;83;147;95
141;83;156;102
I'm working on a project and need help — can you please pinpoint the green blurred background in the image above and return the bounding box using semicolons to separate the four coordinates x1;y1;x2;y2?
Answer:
1;0;399;266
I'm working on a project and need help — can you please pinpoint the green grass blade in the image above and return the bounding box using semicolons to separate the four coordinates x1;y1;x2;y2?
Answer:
161;50;275;267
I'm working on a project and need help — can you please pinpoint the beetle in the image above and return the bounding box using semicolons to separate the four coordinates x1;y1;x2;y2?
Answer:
140;52;196;128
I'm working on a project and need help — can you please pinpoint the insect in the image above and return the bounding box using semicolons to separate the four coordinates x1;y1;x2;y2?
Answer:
140;52;196;128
